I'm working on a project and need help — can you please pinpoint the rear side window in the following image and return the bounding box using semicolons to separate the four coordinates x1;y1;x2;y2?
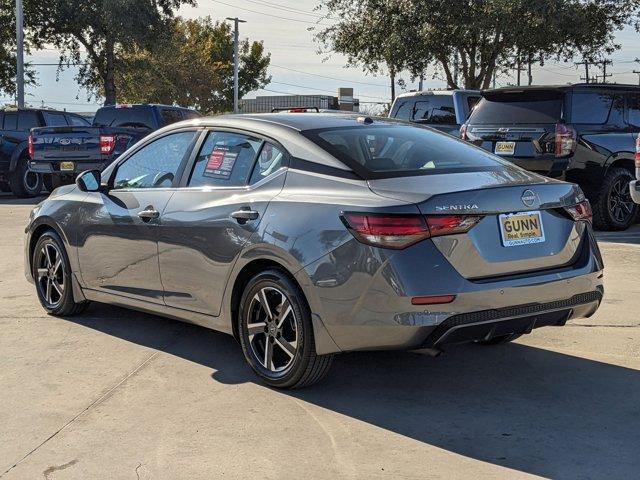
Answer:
182;109;201;120
305;124;505;177
43;112;68;127
4;113;18;130
570;92;613;124
469;91;563;124
626;93;640;127
188;131;262;187
67;115;90;126
249;143;286;184
18;111;40;130
160;108;183;125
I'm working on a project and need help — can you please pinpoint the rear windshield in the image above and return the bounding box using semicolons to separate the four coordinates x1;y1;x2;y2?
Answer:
303;124;506;178
391;95;456;124
93;106;156;130
469;91;563;124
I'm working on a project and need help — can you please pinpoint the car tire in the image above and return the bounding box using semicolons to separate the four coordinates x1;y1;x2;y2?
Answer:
8;155;42;198
237;269;333;389
476;333;522;346
592;167;638;231
32;230;89;316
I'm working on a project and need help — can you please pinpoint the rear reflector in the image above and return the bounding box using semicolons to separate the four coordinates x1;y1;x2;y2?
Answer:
28;134;34;158
100;134;116;154
635;133;640;169
411;295;456;305
341;213;482;249
564;199;592;223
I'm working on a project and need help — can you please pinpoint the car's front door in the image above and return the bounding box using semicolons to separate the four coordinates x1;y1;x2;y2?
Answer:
158;129;288;315
77;130;198;303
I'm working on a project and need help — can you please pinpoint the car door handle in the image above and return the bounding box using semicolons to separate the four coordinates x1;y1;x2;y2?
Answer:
137;207;160;221
231;208;259;223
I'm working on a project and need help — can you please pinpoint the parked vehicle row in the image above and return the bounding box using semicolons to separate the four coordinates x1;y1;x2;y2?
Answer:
26;114;604;388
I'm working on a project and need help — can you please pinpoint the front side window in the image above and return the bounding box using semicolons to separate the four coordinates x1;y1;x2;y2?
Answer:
305;123;505;177
188;131;262;187
4;113;17;130
113;131;196;189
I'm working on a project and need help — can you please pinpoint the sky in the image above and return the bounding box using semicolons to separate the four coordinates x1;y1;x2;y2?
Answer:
6;0;640;113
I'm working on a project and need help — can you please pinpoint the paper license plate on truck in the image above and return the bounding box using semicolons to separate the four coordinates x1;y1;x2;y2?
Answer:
499;211;545;247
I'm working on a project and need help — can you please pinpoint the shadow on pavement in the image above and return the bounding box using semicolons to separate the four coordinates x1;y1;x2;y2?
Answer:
64;303;640;479
0;193;47;205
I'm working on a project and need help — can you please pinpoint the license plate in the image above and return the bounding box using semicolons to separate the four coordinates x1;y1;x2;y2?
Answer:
59;161;75;171
499;211;545;247
495;141;515;155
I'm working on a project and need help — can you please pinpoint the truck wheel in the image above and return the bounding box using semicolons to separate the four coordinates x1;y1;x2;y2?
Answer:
592;167;638;231
8;155;43;198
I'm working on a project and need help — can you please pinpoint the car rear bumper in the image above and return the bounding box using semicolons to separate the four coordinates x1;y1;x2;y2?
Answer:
28;159;110;175
299;228;604;353
631;180;640;204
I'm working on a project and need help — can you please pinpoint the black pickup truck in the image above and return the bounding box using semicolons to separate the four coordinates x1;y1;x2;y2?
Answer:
29;104;200;188
0;108;92;197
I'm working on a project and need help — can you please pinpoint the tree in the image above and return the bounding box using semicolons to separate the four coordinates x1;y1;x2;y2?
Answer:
316;0;638;90
0;0;35;99
26;0;194;105
111;17;271;113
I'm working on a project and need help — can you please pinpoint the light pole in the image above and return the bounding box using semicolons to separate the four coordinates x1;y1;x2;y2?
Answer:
226;17;246;114
15;0;25;108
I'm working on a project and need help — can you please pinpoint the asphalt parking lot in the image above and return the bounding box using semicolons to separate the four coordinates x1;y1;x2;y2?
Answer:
1;194;639;480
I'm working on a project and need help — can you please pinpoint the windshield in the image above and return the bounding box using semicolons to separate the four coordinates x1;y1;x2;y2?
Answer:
303;124;506;178
469;91;563;124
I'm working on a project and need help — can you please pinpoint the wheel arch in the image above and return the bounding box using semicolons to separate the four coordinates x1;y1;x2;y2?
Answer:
604;152;636;176
28;218;73;274
9;141;29;171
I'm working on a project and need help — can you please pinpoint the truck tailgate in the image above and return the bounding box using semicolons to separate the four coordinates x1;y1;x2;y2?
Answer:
31;126;103;161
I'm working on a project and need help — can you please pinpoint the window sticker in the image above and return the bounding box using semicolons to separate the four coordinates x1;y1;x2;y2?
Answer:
204;145;240;179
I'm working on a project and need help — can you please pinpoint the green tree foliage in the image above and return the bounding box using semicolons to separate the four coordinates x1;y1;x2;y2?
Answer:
0;0;35;99
26;0;194;105
316;0;639;91
113;17;271;113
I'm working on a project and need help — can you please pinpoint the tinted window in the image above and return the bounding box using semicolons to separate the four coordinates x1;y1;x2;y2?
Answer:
67;115;91;126
160;108;183;125
188;131;262;187
412;97;456;124
4;113;17;130
182;109;201;120
18;111;40;130
467;96;481;114
308;124;504;176
113;131;196;189
626;93;640;127
94;107;155;130
571;92;613;124
470;91;563;124
392;100;414;120
249;143;286;184
43;112;68;126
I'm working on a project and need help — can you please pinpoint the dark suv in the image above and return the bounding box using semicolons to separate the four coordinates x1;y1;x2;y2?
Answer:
0;108;90;197
462;84;640;230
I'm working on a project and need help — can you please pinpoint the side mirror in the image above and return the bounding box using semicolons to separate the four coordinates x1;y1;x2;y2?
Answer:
76;170;102;192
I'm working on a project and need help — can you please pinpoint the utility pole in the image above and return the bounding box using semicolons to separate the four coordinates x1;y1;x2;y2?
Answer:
226;17;246;114
597;59;613;84
576;60;591;83
15;0;24;108
633;70;640;86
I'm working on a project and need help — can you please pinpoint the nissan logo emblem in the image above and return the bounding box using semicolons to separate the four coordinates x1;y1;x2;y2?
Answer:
521;189;537;207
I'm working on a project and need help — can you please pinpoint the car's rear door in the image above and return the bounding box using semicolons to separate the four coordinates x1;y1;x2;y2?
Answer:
76;129;199;303
158;129;288;316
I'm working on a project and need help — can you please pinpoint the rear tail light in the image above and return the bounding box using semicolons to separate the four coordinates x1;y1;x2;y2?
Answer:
459;123;468;140
564;199;592;223
341;213;482;249
554;123;577;157
28;133;34;158
635;133;640;169
100;134;116;154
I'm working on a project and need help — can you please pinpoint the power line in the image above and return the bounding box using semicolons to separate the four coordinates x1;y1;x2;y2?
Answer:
270;64;389;88
271;80;387;99
240;0;326;18
210;0;327;25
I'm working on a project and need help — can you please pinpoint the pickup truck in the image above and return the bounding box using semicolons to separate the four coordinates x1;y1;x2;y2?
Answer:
0;108;91;197
388;89;481;136
28;104;200;188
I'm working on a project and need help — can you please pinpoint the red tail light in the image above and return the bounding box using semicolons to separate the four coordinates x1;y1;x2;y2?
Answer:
564;200;592;223
341;213;482;249
100;134;116;154
555;123;576;157
28;133;34;158
459;123;468;140
635;133;640;169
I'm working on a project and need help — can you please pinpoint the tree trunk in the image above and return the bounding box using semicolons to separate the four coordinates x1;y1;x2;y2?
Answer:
103;40;117;105
390;67;396;101
527;54;533;85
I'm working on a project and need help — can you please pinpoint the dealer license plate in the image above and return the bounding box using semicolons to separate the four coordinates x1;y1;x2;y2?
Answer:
495;141;515;155
499;211;545;247
59;161;75;171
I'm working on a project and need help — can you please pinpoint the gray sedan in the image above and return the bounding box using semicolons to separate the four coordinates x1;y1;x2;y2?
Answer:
24;114;604;388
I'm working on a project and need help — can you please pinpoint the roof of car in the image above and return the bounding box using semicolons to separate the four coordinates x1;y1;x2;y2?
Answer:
484;83;640;94
394;89;480;99
0;107;73;114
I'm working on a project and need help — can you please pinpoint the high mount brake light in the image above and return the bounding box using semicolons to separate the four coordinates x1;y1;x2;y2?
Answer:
341;213;482;249
555;123;577;157
28;134;34;158
564;199;592;223
100;134;116;154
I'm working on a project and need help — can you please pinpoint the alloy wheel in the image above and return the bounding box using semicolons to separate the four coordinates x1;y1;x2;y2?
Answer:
36;243;65;307
246;286;299;373
608;178;635;224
